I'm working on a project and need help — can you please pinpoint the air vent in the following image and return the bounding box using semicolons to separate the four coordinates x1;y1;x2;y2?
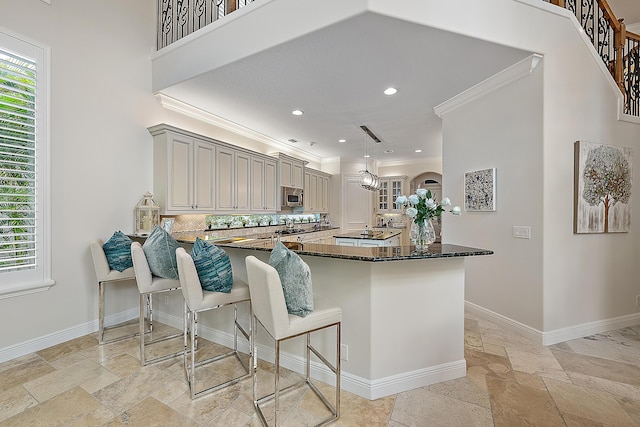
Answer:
359;125;382;143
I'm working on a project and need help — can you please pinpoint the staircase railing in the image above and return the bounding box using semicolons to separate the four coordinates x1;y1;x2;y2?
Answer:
545;0;640;116
157;0;255;50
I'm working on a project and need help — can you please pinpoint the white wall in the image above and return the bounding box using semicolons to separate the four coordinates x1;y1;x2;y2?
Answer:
379;0;640;337
0;0;156;352
0;0;292;358
442;64;544;330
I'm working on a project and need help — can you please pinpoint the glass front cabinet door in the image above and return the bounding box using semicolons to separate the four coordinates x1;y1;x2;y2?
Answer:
377;176;406;213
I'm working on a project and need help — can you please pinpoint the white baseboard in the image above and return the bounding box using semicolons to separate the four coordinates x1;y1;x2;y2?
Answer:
540;312;640;345
0;307;138;363
156;311;466;400
465;301;640;346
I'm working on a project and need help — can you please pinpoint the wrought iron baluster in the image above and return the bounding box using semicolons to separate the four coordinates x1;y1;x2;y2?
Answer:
157;0;255;48
176;0;190;40
158;0;173;49
193;0;206;32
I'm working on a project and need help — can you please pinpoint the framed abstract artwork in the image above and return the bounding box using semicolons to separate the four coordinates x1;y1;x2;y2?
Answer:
464;168;496;212
574;141;632;233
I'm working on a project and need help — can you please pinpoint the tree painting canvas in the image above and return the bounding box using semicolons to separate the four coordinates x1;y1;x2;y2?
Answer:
464;168;496;211
574;141;632;233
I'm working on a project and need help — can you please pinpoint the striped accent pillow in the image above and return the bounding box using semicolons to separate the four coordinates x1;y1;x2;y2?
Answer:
102;231;133;272
191;237;233;293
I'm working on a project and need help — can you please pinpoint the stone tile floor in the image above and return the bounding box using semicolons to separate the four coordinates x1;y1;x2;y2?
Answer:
1;311;639;426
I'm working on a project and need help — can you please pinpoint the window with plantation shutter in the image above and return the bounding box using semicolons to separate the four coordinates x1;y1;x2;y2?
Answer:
0;30;53;298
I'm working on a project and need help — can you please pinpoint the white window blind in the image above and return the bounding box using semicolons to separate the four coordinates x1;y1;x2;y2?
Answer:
0;29;52;298
0;48;36;273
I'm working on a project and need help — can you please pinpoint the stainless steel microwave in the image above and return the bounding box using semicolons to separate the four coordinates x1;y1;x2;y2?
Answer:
282;187;303;207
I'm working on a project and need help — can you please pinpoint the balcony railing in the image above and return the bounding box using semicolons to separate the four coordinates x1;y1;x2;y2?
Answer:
157;0;255;50
545;0;640;116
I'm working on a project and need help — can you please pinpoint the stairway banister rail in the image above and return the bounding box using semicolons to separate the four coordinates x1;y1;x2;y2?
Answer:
545;0;640;116
596;0;622;31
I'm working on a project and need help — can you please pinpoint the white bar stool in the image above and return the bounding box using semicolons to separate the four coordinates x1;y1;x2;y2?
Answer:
89;240;137;345
130;241;184;366
175;247;252;399
245;255;341;427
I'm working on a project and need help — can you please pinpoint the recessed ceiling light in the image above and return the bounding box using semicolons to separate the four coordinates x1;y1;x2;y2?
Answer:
309;141;317;146
384;149;394;154
384;87;398;96
288;138;298;143
415;149;422;153
338;139;346;143
364;154;371;158
292;109;304;116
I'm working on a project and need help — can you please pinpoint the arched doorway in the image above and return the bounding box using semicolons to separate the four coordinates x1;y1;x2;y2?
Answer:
410;171;442;198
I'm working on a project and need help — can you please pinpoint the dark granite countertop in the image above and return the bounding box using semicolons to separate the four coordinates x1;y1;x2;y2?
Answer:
219;240;493;262
132;230;492;262
334;229;402;240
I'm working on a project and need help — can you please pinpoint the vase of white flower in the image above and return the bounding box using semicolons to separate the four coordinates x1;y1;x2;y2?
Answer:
396;189;461;252
410;219;437;251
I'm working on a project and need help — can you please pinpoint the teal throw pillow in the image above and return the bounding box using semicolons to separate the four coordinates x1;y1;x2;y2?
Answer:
269;241;314;317
191;237;233;293
142;225;180;279
102;231;133;272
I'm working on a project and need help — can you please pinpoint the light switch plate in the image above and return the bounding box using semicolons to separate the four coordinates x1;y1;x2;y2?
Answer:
513;226;531;239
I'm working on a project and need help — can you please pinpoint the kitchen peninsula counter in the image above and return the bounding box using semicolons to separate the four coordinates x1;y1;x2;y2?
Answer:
215;239;492;400
131;230;491;399
172;229;491;261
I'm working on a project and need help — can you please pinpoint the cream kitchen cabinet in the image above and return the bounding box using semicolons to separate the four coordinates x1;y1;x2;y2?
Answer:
150;124;279;215
304;168;331;213
251;156;278;212
216;147;251;212
278;154;305;189
149;126;215;214
377;175;406;212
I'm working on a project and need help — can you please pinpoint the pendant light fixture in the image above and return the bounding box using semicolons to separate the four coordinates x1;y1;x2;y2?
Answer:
358;125;381;191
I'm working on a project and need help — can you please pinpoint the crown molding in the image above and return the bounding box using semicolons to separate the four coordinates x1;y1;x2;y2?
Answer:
434;54;542;118
155;93;323;163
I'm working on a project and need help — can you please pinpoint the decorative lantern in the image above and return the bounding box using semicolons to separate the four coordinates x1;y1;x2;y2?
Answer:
134;191;160;236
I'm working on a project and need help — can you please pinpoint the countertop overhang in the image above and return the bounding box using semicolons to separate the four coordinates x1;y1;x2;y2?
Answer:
131;229;492;262
183;238;493;262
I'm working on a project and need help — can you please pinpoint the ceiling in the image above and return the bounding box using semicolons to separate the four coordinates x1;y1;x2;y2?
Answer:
609;0;640;26
157;2;640;166
158;11;531;165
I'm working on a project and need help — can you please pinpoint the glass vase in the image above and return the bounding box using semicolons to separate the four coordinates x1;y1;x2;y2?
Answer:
410;219;436;252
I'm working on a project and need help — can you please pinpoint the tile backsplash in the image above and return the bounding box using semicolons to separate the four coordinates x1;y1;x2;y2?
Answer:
162;213;322;233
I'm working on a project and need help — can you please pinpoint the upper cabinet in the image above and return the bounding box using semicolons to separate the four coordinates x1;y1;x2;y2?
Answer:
216;147;251;212
149;126;216;213
304;168;331;213
278;154;305;189
251;156;278;212
149;124;278;214
377;175;407;213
